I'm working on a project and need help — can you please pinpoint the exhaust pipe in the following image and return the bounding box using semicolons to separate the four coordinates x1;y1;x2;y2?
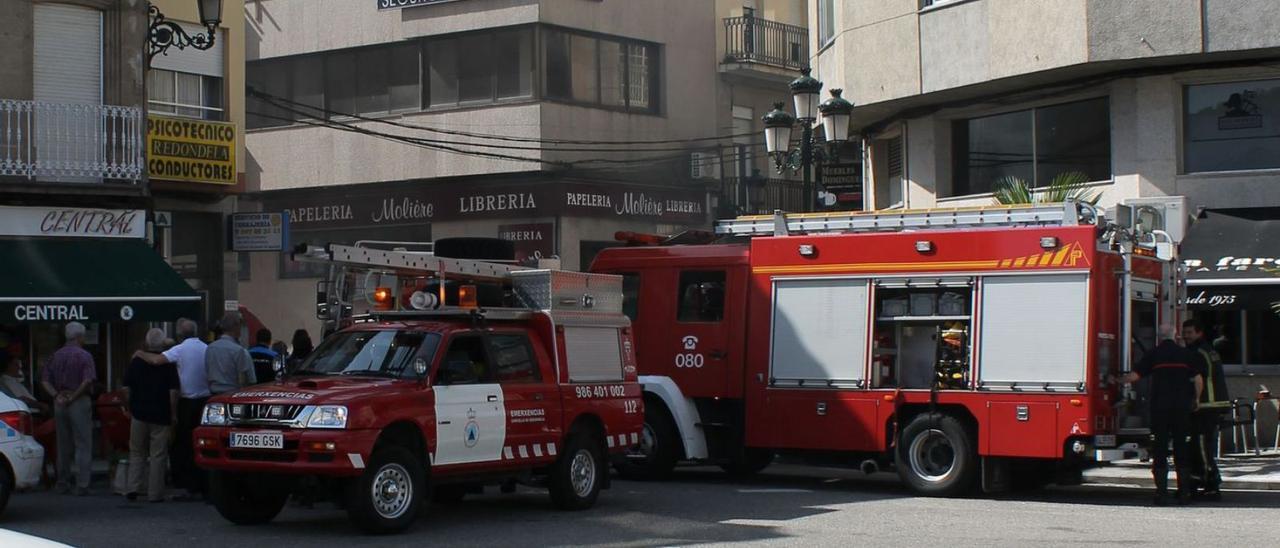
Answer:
859;459;880;475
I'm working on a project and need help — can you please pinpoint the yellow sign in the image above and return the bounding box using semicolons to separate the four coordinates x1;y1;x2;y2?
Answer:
146;114;237;185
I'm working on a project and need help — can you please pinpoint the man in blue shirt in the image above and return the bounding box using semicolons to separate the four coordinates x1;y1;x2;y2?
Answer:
247;328;279;384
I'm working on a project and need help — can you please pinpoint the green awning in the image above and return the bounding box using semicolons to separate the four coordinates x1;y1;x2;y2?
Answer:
0;238;201;323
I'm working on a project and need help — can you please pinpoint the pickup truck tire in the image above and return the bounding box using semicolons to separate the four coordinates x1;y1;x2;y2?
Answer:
548;433;603;511
896;413;977;497
614;402;679;480
209;471;289;525
346;445;424;534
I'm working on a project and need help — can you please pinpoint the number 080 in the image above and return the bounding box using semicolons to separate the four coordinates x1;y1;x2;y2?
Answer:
674;353;704;368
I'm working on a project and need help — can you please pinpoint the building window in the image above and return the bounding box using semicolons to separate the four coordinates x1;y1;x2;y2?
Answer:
543;28;660;114
148;68;224;121
952;97;1110;196
818;0;835;45
1184;79;1280;173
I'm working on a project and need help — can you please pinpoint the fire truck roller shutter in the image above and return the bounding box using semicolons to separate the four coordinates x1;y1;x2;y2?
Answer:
564;326;625;382
769;278;870;387
978;274;1089;390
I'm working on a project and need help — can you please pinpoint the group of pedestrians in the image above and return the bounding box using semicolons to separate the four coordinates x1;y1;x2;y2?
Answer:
1122;319;1231;506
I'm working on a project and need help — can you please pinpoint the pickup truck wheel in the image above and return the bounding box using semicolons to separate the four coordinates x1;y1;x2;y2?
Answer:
549;433;603;511
346;446;424;534
896;413;977;497
209;471;289;525
614;402;679;480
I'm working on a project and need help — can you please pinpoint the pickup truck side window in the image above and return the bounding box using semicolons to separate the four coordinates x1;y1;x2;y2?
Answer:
677;270;725;322
436;335;491;385
489;334;540;384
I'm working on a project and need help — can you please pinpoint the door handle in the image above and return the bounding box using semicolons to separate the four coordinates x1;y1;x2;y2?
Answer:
533;393;544;401
438;420;452;425
487;395;499;402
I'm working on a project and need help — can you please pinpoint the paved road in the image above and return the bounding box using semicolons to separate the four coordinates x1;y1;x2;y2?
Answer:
3;466;1278;547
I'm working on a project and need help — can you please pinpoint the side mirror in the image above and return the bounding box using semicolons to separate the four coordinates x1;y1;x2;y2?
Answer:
1155;242;1174;262
315;281;330;320
413;358;429;378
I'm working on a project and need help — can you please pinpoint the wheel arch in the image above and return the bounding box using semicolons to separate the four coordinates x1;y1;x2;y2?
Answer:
887;403;979;455
640;375;709;460
376;420;430;470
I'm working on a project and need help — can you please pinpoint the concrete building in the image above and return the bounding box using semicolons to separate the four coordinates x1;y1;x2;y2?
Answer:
147;0;247;332
811;0;1280;447
240;0;725;341
0;0;199;389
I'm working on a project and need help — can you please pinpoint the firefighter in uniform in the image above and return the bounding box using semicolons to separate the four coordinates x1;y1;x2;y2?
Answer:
1121;325;1205;506
1182;319;1230;500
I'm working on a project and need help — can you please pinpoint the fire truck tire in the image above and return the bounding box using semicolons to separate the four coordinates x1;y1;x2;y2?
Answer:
719;448;774;477
614;402;680;480
549;432;604;511
896;413;977;497
209;471;289;525
345;445;424;534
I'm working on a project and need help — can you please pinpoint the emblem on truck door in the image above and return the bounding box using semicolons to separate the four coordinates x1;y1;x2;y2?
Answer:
465;408;480;448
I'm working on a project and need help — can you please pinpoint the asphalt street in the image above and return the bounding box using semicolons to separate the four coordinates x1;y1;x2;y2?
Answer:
3;465;1278;547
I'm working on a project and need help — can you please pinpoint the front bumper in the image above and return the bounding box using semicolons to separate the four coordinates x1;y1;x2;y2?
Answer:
5;437;45;489
193;426;379;477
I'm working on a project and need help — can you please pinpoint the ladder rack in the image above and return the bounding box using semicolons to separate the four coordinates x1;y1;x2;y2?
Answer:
294;243;527;282
715;202;1096;237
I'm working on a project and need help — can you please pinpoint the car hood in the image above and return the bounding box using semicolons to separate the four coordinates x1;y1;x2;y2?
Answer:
218;376;404;405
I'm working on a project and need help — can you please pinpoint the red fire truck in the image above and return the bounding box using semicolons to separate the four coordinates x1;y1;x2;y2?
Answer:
194;242;643;533
591;199;1186;495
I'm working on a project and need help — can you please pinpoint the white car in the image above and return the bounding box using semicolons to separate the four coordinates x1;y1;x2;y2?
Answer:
0;392;44;516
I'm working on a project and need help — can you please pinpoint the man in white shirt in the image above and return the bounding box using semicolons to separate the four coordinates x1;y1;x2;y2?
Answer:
134;318;209;497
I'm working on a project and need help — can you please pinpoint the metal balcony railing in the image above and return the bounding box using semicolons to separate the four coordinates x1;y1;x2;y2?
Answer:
0;99;144;182
722;176;808;215
723;11;809;71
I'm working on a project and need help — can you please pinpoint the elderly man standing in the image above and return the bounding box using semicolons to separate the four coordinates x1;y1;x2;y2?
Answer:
40;322;97;495
123;328;180;502
207;312;256;396
134;317;208;498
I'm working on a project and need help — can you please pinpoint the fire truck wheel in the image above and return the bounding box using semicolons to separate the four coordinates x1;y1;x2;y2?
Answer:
346;445;424;534
549;432;604;511
614;402;680;480
209;471;289;525
896;413;977;496
719;448;774;477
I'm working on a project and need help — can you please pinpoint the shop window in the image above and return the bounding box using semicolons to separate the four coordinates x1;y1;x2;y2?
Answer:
952;97;1110;196
1191;310;1243;365
489;334;539;383
677;271;725;323
1184;79;1280;173
871;280;972;389
1246;310;1280;364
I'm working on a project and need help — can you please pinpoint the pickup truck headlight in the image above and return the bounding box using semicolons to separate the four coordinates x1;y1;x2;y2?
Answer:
305;405;348;429
202;403;228;426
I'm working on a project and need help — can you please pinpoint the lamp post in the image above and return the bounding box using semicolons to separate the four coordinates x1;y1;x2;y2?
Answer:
148;0;223;65
762;68;854;212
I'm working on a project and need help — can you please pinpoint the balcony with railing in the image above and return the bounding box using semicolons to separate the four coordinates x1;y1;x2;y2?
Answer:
722;10;809;77
721;176;808;215
0;99;144;184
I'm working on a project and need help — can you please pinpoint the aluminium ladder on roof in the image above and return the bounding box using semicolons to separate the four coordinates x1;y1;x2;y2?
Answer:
715;201;1092;237
295;243;528;282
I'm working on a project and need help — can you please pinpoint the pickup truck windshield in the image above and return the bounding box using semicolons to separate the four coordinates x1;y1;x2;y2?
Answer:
297;330;440;377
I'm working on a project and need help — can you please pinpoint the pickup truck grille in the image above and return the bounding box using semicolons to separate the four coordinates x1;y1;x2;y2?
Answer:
229;404;305;422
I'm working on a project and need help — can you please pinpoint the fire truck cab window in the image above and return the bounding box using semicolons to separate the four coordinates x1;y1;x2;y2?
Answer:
678;271;726;322
489;333;540;383
621;273;641;321
437;336;490;385
871;280;973;390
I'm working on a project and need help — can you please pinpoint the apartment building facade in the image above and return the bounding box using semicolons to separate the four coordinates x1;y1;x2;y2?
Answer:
812;0;1280;446
240;0;720;340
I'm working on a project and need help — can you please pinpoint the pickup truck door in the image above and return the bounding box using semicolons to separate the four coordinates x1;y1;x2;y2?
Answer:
489;331;562;465
432;334;505;466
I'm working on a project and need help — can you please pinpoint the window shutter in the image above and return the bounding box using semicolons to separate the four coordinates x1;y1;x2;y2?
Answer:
34;4;102;105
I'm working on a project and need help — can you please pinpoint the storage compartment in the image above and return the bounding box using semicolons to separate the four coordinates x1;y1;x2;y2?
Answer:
909;293;936;316
938;292;967;316
882;297;909;317
511;270;623;313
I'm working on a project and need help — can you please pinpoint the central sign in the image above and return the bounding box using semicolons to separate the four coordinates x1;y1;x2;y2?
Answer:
0;205;145;239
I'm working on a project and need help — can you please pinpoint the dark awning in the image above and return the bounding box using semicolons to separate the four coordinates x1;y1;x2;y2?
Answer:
1182;208;1280;284
0;238;200;323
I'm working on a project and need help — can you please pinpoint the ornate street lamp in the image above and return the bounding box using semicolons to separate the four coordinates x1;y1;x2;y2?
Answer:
763;70;855;212
148;0;223;65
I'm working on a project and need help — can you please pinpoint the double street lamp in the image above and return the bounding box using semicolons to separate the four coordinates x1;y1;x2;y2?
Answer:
147;0;223;65
762;68;853;212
